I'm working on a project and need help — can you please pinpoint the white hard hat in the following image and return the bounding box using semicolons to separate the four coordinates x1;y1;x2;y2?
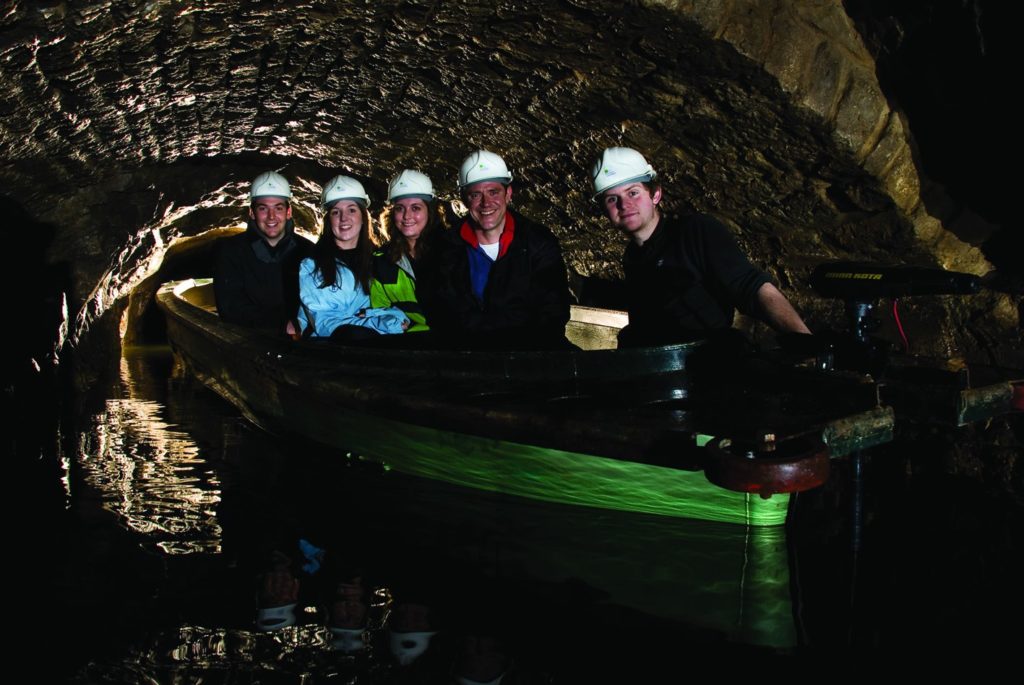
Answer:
389;630;438;666
330;627;367;654
388;169;435;202
458;150;513;190
250;171;292;201
591;147;657;199
322;175;371;209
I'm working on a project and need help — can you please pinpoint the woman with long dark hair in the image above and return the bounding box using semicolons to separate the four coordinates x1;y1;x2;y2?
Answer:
370;169;445;333
297;175;409;341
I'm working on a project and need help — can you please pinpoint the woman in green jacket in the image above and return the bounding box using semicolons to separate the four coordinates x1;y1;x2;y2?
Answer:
371;169;445;334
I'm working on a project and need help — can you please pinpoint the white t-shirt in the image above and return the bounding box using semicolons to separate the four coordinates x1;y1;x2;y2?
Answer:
480;242;500;261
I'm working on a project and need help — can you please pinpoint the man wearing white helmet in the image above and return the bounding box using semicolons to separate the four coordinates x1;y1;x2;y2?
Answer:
433;150;571;349
591;147;810;346
214;170;314;330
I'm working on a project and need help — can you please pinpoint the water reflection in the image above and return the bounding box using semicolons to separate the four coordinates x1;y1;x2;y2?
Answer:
75;352;223;554
63;346;801;681
51;340;1023;681
76;625;340;684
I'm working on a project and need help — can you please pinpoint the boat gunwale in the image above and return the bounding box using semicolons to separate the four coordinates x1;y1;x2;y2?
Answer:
158;279;705;383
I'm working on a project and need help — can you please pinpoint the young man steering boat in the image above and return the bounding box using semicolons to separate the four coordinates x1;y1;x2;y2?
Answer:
591;147;810;347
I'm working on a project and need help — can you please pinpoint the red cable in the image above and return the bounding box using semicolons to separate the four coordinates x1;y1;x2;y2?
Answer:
892;299;909;353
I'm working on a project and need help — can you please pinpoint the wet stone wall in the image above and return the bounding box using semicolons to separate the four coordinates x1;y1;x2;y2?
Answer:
0;0;1016;364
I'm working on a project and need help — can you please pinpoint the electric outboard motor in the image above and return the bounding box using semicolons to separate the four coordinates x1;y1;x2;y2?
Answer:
809;262;981;300
806;262;982;372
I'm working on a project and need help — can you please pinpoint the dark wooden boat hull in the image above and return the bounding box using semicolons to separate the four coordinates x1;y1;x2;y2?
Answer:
156;280;894;526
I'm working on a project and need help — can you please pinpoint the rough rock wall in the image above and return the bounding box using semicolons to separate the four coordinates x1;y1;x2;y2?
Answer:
0;0;1014;368
654;0;992;273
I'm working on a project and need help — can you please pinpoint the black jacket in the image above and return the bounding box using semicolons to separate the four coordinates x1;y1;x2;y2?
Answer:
431;211;571;349
621;214;770;346
214;222;314;330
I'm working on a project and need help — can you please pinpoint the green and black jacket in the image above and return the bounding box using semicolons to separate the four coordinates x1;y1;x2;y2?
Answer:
370;250;430;332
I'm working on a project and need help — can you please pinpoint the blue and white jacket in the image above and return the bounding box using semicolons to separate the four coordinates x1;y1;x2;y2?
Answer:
297;257;409;337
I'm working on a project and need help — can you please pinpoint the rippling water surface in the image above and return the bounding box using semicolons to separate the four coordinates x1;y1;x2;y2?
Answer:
23;346;1022;682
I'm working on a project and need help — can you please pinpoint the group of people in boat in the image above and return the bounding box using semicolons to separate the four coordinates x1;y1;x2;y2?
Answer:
214;147;809;349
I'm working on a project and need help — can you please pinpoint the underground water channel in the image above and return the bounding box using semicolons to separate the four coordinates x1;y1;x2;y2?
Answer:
13;226;1016;683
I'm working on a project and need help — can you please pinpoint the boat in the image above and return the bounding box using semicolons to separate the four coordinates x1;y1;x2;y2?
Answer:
156;278;896;527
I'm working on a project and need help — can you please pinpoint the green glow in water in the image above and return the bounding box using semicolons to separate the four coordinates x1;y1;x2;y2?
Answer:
291;404;789;527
